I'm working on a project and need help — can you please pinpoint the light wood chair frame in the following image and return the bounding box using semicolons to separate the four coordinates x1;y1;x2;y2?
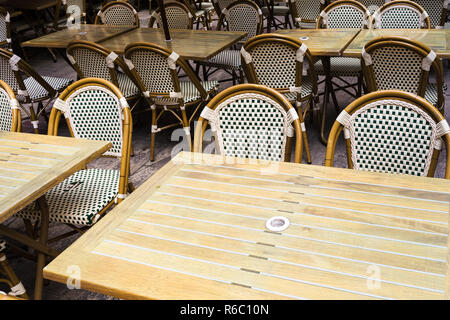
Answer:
325;90;450;179
361;36;445;113
94;0;140;27
0;80;20;132
242;33;318;163
194;83;303;163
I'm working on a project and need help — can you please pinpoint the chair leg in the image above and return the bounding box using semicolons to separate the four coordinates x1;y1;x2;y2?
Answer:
298;106;312;164
0;252;29;299
181;108;192;152
29;105;39;134
320;78;330;145
150;109;156;162
34;196;50;300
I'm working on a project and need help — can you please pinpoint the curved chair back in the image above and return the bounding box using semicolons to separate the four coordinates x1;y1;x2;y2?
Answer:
0;48;56;104
325;90;450;179
0;80;20;132
49;78;132;201
123;42;208;106
289;0;326;28
0;7;11;50
149;1;193;29
362;36;444;112
371;0;430;29
211;0;239;17
194;83;303;163
411;0;447;28
66;40;140;97
317;0;372;29
217;0;263;43
95;1;140;27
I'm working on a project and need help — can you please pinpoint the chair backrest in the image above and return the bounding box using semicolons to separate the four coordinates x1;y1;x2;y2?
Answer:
149;1;193;29
123;42;207;106
95;1;139;27
361;36;444;111
49;78;132;201
64;0;87;24
66;40;139;94
0;7;11;50
0;48;56;103
289;0;326;27
217;0;263;43
241;34;318;102
325;90;450;179
212;0;239;16
411;0;447;28
317;0;371;29
0;80;20;132
371;0;430;29
194;83;303;163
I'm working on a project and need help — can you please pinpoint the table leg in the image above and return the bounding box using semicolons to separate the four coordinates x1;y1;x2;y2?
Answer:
33;196;50;300
320;56;331;145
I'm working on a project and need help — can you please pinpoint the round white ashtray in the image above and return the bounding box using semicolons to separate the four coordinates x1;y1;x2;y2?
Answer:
300;36;309;41
78;31;87;35
266;216;290;232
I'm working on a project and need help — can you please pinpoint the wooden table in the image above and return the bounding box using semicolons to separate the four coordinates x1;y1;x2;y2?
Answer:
343;29;450;59
97;28;247;61
44;152;450;300
0;0;59;11
0;132;110;299
275;29;361;56
21;25;136;49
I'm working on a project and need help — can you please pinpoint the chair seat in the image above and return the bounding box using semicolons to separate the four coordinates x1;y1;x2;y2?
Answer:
199;2;214;12
314;57;362;77
282;76;314;101
117;73;140;99
425;83;446;112
18;76;73;101
154;80;219;106
0;239;6;253
261;5;290;16
17;168;120;226
203;49;241;70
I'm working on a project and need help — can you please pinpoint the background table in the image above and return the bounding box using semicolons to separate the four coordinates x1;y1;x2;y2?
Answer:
0;0;59;11
44;152;450;300
97;28;247;61
275;29;361;56
0;132;110;299
343;29;450;58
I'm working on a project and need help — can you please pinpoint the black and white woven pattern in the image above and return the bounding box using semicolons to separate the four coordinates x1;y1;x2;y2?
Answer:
425;83;445;112
17;168;120;226
377;6;423;29
0;87;12;131
154;5;191;29
0;58;19;92
205;49;241;70
282;76;314;101
348;103;435;176
326;5;367;29
20;76;73;101
293;0;323;22
315;57;362;77
226;3;261;43
356;0;386;15
71;47;112;81
100;4;137;26
0;13;7;44
412;0;445;28
117;73;140;98
154;80;218;105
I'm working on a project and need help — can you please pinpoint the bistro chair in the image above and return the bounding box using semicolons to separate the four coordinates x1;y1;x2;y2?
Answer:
361;36;445;114
180;0;212;30
289;0;326;29
241;33;318;163
315;0;371;144
66;40;141;110
0;48;73;133
95;0;140;27
261;0;292;31
17;77;133;251
149;1;194;29
124;42;219;161
411;0;447;28
197;0;263;84
325;90;450;179
371;0;430;29
211;0;239;27
194;83;303;163
0;7;12;50
0;80;27;299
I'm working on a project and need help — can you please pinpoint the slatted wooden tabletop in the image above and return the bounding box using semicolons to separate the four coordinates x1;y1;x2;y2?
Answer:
97;28;247;60
274;29;361;56
44;152;450;300
21;25;136;49
0;132;111;223
343;29;450;58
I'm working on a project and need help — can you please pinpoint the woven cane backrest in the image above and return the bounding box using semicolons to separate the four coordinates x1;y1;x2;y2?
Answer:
339;100;439;176
411;0;446;28
0;8;11;49
319;1;371;29
68;47;112;82
290;0;325;23
0;57;19;92
199;89;301;162
220;1;262;43
150;2;193;29
213;0;239;13
0;82;18;132
96;1;139;26
373;1;430;29
245;41;297;89
59;85;125;157
125;48;175;95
